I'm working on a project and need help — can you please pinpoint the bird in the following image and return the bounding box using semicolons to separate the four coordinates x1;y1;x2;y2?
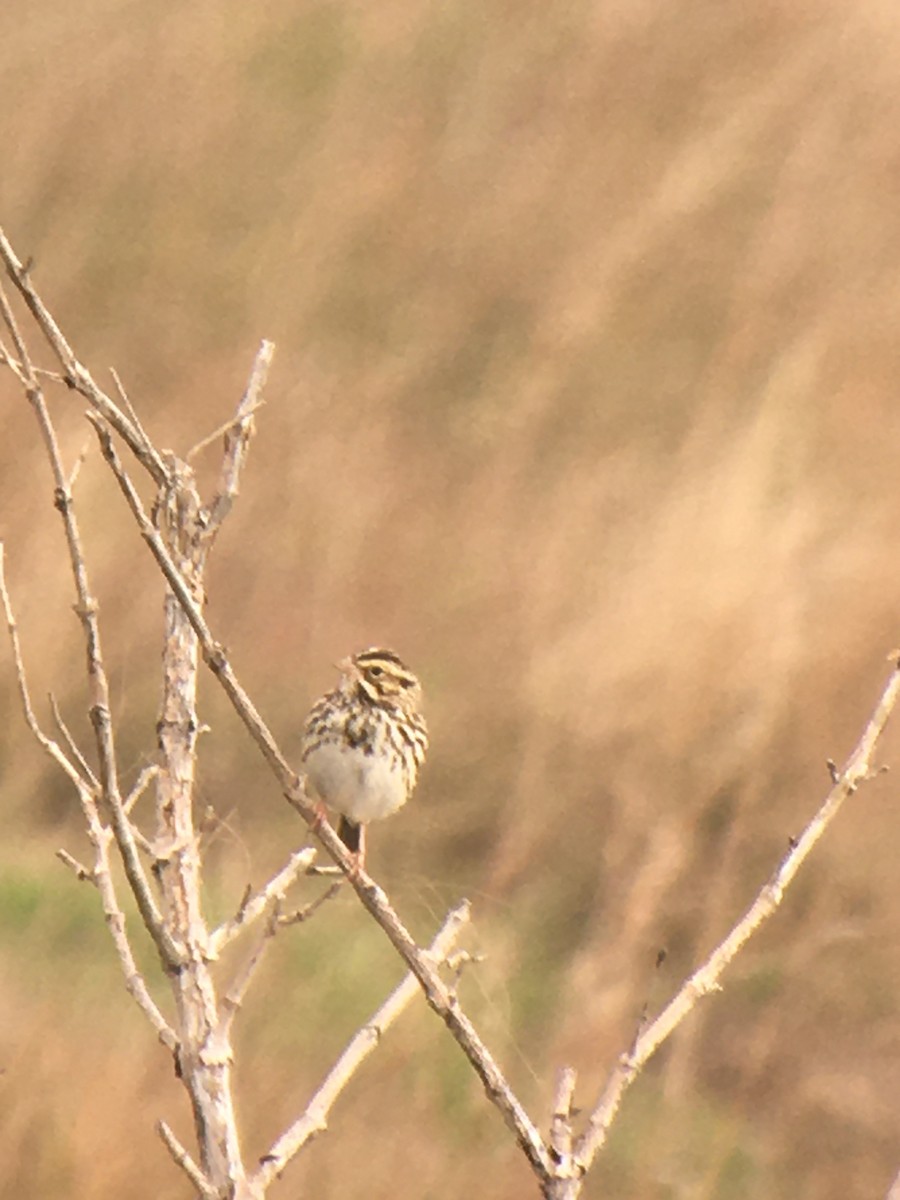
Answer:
300;648;428;871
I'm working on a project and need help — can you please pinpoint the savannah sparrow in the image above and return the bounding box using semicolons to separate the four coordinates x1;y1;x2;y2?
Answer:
301;648;428;870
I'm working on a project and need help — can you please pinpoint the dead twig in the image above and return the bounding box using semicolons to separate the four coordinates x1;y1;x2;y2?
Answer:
56;848;95;883
48;692;99;791
278;879;344;927
252;900;471;1189
220;903;281;1038
0;227;171;485
209;846;317;957
157;1121;217;1199
573;656;900;1176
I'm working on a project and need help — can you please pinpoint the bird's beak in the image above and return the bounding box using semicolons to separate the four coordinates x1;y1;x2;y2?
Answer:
335;656;353;674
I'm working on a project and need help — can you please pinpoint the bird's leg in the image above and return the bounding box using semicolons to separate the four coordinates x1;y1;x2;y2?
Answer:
351;825;367;878
343;826;367;882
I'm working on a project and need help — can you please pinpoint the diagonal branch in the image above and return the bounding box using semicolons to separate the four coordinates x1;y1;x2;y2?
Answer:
219;903;280;1040
125;764;159;814
49;692;99;791
209;847;317;957
0;226;170;485
82;786;179;1052
252;901;471;1191
157;1121;216;1199
572;655;900;1176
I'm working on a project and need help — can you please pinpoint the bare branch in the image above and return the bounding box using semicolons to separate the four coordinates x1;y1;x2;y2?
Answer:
124;764;159;814
573;656;900;1175
57;848;94;883
278;879;343;927
84;800;179;1051
0;225;171;486
189;338;273;536
1;546;84;791
550;1067;577;1166
157;1121;217;1199
252;901;471;1190
547;1069;584;1197
0;338;27;382
109;366;158;468
0;274;33;377
0;340;65;385
209;847;317;957
220;904;280;1039
186;399;263;466
49;692;99;791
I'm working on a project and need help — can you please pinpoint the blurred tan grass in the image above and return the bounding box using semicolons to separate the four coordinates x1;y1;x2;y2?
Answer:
3;0;900;1197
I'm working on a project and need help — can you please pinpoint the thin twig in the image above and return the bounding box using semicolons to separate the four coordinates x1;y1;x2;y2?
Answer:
157;1121;217;1199
0;339;27;383
208;846;317;957
57;848;95;883
65;439;91;491
84;797;179;1050
0;336;64;384
49;692;99;790
220;903;280;1038
205;340;274;534
252;901;471;1190
279;879;343;926
186;399;263;463
109;366;157;467
0;277;33;376
0;544;87;791
573;656;900;1175
0;226;170;485
124;764;159;814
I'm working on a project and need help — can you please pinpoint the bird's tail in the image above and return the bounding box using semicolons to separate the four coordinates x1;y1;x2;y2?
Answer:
337;816;362;854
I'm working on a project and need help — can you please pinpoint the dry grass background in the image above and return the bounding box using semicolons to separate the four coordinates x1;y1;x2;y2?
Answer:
2;1;900;1196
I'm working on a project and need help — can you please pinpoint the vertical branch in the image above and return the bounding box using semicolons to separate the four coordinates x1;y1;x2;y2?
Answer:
139;346;275;1195
151;456;249;1195
0;544;177;1053
0;277;179;968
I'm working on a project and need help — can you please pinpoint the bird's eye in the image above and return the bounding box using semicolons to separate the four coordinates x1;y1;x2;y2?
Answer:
368;666;383;677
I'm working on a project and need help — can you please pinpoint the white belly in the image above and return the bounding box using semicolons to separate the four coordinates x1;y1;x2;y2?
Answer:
304;741;409;824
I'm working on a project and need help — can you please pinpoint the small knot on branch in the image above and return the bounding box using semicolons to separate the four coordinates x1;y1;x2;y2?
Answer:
204;641;227;671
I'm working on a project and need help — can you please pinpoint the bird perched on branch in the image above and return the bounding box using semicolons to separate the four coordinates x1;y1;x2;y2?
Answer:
301;648;428;871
